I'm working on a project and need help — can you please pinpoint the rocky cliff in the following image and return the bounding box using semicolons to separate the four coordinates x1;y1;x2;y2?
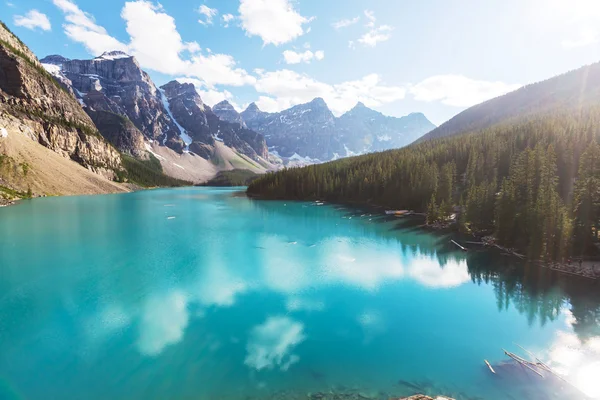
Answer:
243;98;341;161
0;23;123;182
241;99;435;161
212;100;247;127
41;51;185;153
160;80;268;161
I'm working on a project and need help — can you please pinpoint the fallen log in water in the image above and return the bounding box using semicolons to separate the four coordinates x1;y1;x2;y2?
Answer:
484;359;496;374
503;349;544;378
450;240;467;251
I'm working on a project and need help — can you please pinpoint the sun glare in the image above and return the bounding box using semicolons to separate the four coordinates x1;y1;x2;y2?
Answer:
575;361;600;398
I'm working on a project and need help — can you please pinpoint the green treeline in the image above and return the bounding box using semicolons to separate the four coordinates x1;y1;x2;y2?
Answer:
119;154;190;187
248;108;600;260
202;169;260;187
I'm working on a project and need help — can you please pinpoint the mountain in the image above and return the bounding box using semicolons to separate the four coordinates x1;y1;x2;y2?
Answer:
0;22;126;201
337;102;436;153
159;81;268;161
212;100;246;127
243;98;340;161
417;61;600;143
241;98;435;161
41;51;185;154
40;52;272;183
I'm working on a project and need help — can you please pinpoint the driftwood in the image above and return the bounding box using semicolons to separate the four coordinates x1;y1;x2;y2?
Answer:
450;240;467;251
503;349;544;378
484;359;496;374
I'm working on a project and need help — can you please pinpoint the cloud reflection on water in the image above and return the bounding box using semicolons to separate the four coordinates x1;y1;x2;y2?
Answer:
546;310;600;398
244;316;305;371
137;291;189;356
130;231;469;357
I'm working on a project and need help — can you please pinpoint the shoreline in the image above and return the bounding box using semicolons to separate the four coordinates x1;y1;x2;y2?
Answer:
247;192;600;280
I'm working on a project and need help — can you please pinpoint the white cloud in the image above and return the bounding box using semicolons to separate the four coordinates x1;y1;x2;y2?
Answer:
197;4;218;26
562;27;599;48
52;0;255;89
176;77;242;109
52;0;128;55
254;69;406;115
121;1;187;74
244;316;305;371
187;52;256;87
332;16;359;29
222;13;235;27
282;49;324;64
364;10;376;28
6;2;15;7
238;0;312;46
351;10;393;47
14;9;52;31
358;25;393;47
410;74;521;107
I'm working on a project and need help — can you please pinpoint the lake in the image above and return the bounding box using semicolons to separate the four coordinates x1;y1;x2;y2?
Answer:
0;187;599;400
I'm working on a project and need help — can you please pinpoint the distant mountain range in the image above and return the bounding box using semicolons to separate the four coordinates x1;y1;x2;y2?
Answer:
417;62;600;143
217;98;436;162
41;49;435;170
40;51;268;162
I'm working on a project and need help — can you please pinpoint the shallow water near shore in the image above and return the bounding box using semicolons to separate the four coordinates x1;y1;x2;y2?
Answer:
0;187;599;400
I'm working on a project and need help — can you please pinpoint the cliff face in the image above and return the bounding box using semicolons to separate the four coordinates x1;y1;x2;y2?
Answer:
212;100;247;127
41;51;185;153
0;24;123;180
86;110;147;159
160;80;268;161
243;98;342;160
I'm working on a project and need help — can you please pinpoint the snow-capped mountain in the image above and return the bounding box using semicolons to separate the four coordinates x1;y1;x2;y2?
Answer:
240;99;436;161
41;52;268;162
160;81;267;161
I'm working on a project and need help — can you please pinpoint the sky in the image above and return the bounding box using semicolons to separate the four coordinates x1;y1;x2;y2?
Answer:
4;0;600;125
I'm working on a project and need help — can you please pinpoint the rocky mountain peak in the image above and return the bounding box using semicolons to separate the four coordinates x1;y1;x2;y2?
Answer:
285;98;334;122
40;54;70;65
344;102;383;118
96;51;132;60
245;102;260;112
212;100;246;127
213;100;235;111
310;97;328;107
160;80;205;111
241;102;269;123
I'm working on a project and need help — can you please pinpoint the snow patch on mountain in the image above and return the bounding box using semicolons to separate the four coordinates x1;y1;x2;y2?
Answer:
159;88;193;148
96;51;131;60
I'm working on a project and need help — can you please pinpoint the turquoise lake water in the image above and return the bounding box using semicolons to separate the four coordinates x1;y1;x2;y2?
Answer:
1;187;599;400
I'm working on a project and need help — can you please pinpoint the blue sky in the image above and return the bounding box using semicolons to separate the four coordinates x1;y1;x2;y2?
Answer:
5;0;600;124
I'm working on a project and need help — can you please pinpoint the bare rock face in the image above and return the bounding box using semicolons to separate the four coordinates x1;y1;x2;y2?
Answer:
212;100;247;127
160;80;268;160
41;51;184;152
0;25;123;178
242;98;341;161
86;109;147;159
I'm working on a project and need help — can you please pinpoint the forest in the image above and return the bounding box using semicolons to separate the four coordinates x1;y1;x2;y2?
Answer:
247;107;600;261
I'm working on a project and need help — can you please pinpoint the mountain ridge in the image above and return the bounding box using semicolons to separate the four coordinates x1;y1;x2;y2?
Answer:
416;61;600;143
234;98;436;161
